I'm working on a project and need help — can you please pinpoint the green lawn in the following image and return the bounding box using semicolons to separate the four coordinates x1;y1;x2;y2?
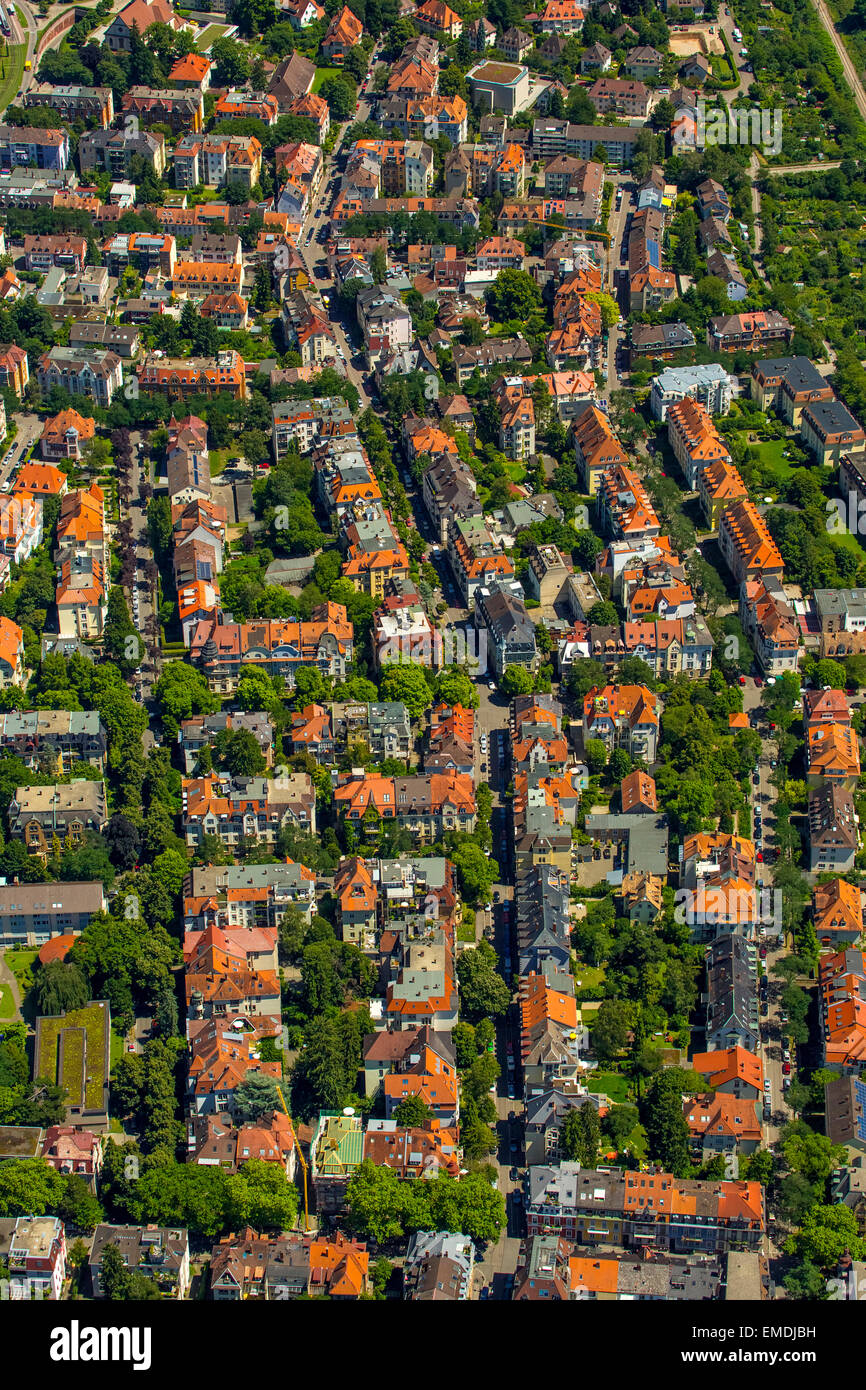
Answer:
312;66;342;92
0;982;14;1018
210;448;231;477
587;1071;630;1102
195;23;234;51
110;1027;126;1070
504;460;526;484
4;949;37;995
573;962;606;994
0;44;26;117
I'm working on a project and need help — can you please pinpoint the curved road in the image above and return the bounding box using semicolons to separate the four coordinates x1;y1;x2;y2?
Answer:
810;0;866;124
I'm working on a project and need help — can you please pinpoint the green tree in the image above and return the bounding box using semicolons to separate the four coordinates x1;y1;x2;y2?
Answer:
34;959;89;1016
99;1242;162;1300
393;1095;433;1128
233;1074;283;1122
499;666;534;697
785;1204;866;1269
642;1070;692;1177
591;999;631;1061
456;940;510;1023
379;664;432;719
486;269;542;322
559;1103;601;1166
584;738;608;776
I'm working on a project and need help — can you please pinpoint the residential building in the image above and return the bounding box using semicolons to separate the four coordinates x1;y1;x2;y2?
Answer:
750;356;834;426
90;1224;190;1299
801;398;866;467
36;347;122;406
588;78;650;118
403;1231;474;1300
311;1111;365;1215
181;774;316;849
718;498;784;586
691;1047;764;1102
23;84;114;128
813;879;863;949
526;1163;763;1252
9;780;107;857
809;784;858;873
583;683;661;762
819;949;866;1071
650;363;734;421
477;586;537;677
596;464;661;541
708;310;793;354
121;87;203;135
0;878;105;948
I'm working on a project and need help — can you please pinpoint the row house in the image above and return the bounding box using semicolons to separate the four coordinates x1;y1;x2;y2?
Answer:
188;603;354;693
698;458;747;529
801;398;866;467
23;84;114;128
806;721;860;790
375;601;440;673
809;784;859;874
666;396;731;490
718;497;784;587
629;321;696;364
24;235;87;274
121;87;204;135
210;1228;367;1300
0;615;24;687
181;773;316;850
447;513;515;605
422;452;482;546
9;779;108;857
189;1111;294;1178
819;948;866;1071
187;1016;281;1117
79;128;166;178
814;588;866;659
333;771;477;844
0;124;70;171
0;878;105;948
378;94;467;145
596;464;661;542
185;923;281;1026
183;859;316;937
573;404;627;495
0;490;42;567
363;1025;458;1124
691;1046;764;1103
739;575;800;678
0;344;28;397
477;586;537;677
812;878;863;949
105;230;176;279
173;133;261;189
0;709;105;772
708;310;794;354
271;397;354;460
173;261;244;297
179;710;273;776
705;933;759;1053
137;351;248;400
69;322;139;359
621;616;714;680
37;347;122;406
89;1224;188;1300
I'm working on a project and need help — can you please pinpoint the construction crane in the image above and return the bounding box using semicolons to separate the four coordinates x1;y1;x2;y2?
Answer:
276;1085;311;1233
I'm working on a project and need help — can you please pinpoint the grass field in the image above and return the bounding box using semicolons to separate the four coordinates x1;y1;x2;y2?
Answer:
0;44;27;117
587;1071;630;1102
110;1027;126;1070
0;982;14;1018
573;963;605;993
312;66;341;92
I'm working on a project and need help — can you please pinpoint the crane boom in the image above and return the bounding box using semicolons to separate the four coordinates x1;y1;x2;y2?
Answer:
276;1084;311;1233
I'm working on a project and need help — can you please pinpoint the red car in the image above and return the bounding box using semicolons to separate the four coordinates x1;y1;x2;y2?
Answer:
738;675;747;686
782;1062;791;1075
757;851;764;863
754;675;763;687
759;945;767;959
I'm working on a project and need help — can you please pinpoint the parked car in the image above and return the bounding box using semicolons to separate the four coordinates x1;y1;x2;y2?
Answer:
759;945;767;958
764;1078;772;1094
783;1061;791;1075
